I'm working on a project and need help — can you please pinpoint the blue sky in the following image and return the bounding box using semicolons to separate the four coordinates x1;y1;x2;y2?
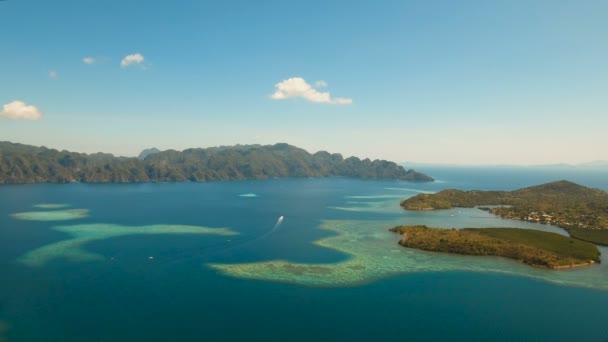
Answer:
1;0;606;165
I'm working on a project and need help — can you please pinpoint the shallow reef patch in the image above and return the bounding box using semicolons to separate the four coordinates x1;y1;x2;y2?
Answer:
238;193;259;198
32;203;70;209
209;219;608;290
19;223;238;267
345;194;404;199
329;198;403;214
11;209;89;221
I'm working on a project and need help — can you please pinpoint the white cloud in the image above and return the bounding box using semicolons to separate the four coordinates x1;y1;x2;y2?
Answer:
82;57;95;64
0;100;43;120
48;70;58;79
315;80;328;88
271;77;352;105
120;53;145;68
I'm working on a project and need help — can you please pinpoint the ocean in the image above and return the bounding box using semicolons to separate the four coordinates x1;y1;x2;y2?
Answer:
1;166;607;341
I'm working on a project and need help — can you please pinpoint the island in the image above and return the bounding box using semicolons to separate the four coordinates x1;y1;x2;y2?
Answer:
0;141;433;184
389;225;600;269
401;181;608;245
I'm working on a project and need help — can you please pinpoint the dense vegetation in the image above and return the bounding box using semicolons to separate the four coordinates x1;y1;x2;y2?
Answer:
0;141;433;184
401;181;608;245
389;225;600;269
565;228;608;246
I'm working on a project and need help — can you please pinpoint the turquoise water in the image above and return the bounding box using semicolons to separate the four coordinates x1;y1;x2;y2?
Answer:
1;168;608;341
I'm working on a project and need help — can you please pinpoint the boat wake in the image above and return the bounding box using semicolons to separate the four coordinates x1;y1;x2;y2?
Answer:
272;215;284;232
152;216;286;266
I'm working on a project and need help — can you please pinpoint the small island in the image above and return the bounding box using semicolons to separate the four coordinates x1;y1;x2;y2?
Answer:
389;225;600;269
401;180;608;245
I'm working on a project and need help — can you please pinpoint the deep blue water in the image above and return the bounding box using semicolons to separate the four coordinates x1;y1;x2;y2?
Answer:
1;167;608;341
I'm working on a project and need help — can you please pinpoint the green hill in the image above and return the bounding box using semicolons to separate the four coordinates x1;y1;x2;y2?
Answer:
0;141;433;184
400;181;608;245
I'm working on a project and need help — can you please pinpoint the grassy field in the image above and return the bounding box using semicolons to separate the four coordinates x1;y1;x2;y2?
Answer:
390;225;600;269
567;228;608;246
468;228;600;262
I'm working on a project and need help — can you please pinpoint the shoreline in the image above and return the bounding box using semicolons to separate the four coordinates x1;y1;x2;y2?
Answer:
553;260;595;270
0;175;434;186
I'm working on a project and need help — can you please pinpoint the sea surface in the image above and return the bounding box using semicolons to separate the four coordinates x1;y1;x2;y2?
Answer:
1;166;608;341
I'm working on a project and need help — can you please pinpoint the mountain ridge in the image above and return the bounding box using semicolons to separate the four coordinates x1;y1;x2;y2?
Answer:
0;141;433;184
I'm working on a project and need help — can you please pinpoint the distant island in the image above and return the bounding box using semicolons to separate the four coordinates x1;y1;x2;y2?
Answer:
137;147;161;160
401;181;608;245
389;225;600;269
0;141;433;184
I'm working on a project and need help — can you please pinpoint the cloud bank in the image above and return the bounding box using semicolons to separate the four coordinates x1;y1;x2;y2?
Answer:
120;53;145;68
0;101;43;120
271;77;352;105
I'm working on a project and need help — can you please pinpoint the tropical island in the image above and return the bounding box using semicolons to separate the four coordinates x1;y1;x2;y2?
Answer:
0;141;433;184
400;181;608;245
389;225;600;269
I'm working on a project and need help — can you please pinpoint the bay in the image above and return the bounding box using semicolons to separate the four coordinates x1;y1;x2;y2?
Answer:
1;167;608;341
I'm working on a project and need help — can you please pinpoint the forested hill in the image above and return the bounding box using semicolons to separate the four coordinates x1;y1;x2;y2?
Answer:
0;141;434;184
401;180;608;245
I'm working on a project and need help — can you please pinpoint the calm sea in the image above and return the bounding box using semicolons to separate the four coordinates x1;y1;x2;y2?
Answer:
1;166;607;341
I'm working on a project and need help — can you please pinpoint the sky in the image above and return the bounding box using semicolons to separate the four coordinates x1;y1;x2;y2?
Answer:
1;0;607;165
